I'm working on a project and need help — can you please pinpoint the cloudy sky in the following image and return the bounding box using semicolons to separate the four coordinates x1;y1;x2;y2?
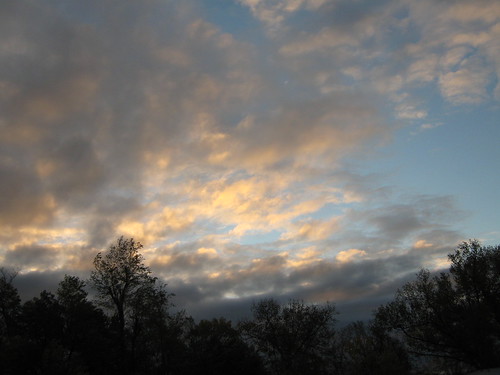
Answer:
1;0;499;322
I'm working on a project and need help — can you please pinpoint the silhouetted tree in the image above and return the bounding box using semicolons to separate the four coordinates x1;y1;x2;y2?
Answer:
57;275;112;374
128;279;174;373
0;268;21;337
90;237;154;338
23;290;64;345
375;240;500;371
20;290;66;374
89;236;174;374
239;299;337;375
337;321;410;375
0;269;24;375
186;318;266;375
160;310;194;375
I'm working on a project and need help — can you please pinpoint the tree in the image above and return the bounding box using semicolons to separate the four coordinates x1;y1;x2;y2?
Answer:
57;275;111;374
375;240;500;371
337;321;410;375
127;279;174;374
0;268;21;337
20;290;66;374
238;298;337;375
22;290;64;345
90;237;154;340
186;318;266;375
0;269;24;375
89;236;173;374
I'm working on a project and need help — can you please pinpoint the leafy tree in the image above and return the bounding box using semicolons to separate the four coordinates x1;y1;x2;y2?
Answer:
238;298;337;375
375;240;500;371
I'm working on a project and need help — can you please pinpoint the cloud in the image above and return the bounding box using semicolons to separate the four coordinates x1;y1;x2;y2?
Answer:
336;249;366;263
237;0;329;32
0;164;56;228
249;0;499;124
0;0;491;323
4;244;59;270
438;55;493;104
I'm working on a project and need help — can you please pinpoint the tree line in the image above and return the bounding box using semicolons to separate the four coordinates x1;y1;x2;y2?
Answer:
0;238;499;374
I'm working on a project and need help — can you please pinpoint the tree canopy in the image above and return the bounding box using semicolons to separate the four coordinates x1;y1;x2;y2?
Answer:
239;298;337;375
375;240;500;371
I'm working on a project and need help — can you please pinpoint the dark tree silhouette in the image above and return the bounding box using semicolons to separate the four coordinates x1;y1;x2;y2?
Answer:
186;318;266;375
337;321;411;375
20;290;66;374
239;298;337;375
90;237;154;339
0;268;24;375
375;240;500;371
127;279;174;374
0;268;21;337
57;275;112;374
89;236;173;374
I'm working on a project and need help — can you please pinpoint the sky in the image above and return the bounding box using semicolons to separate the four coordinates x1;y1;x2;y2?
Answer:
1;0;499;322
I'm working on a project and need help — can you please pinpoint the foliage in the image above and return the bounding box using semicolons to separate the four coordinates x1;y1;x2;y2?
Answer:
186;318;265;375
0;268;21;337
375;240;500;371
238;298;337;375
90;237;155;334
89;237;175;374
337;321;411;375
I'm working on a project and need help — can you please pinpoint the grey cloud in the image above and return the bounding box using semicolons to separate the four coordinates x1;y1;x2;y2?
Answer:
338;194;463;250
4;244;58;268
0;0;219;233
161;249;437;323
152;251;222;275
411;229;463;250
0;0;392;244
0;164;55;227
41;136;106;206
369;206;422;239
11;270;68;301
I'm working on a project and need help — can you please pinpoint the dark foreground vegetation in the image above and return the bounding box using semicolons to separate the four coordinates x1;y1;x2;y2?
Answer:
1;238;499;374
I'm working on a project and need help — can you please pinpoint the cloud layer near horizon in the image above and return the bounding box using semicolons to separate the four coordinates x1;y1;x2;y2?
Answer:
1;0;498;320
